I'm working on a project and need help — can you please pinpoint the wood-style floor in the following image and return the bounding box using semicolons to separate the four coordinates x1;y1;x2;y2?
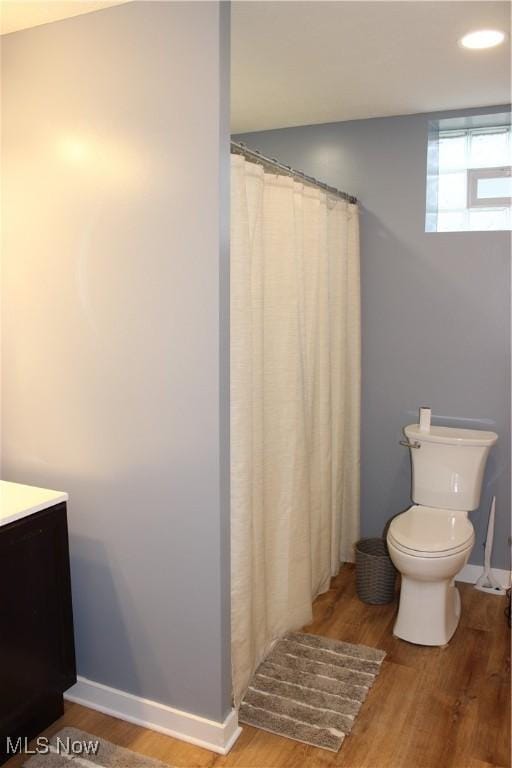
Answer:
6;565;511;768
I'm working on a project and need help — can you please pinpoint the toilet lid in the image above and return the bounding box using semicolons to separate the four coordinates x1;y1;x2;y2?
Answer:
388;505;474;554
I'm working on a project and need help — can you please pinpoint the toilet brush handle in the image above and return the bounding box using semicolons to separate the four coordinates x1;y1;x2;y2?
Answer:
483;496;496;573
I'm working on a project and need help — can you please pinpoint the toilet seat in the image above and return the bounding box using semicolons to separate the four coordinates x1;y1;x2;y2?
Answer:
388;505;474;558
388;532;474;558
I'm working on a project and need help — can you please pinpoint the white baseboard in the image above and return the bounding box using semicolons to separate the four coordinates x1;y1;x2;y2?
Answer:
456;564;511;587
65;677;241;755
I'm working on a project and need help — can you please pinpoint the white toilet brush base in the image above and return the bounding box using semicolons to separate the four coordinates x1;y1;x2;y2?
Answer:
393;578;461;646
474;577;507;596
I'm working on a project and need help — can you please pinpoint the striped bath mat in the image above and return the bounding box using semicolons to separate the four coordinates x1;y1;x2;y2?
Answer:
239;632;386;751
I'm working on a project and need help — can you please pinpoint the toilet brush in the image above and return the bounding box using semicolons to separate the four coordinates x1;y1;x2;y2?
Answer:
474;496;507;596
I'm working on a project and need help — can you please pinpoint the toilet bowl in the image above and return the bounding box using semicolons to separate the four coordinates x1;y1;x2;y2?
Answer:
387;422;497;647
387;505;474;645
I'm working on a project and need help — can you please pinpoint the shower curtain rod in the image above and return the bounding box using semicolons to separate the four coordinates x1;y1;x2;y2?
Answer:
231;140;358;205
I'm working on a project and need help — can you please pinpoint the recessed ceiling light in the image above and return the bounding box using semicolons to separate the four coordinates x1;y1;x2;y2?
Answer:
460;29;505;49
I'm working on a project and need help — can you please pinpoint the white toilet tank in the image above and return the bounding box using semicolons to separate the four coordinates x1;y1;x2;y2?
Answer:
404;424;498;511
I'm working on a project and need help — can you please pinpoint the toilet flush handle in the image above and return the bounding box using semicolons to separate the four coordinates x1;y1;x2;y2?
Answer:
400;439;421;449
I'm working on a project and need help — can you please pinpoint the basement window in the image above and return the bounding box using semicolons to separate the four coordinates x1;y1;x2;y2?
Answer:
426;115;512;232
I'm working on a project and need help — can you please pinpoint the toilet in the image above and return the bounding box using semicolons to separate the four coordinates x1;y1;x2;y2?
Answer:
387;422;498;646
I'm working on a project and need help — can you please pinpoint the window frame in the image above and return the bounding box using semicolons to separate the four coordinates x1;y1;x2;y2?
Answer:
467;166;512;208
426;115;512;233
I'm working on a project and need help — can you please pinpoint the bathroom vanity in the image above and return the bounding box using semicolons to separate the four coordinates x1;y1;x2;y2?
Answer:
0;481;76;765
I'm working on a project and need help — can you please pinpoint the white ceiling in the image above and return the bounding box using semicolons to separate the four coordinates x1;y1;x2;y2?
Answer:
2;1;509;130
0;1;129;35
231;1;511;133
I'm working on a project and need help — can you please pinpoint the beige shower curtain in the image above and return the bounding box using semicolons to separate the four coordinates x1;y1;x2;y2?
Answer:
230;153;361;704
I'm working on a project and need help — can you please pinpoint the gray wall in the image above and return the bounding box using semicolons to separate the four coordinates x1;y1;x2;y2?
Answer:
1;1;231;721
236;105;511;570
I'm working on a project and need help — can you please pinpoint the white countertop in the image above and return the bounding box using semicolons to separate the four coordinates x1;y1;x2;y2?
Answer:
0;480;68;528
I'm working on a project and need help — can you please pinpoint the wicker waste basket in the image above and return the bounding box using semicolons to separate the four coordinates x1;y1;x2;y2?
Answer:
355;537;397;604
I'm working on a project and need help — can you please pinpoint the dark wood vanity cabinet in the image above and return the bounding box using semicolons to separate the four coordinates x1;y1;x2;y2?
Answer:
0;503;76;765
